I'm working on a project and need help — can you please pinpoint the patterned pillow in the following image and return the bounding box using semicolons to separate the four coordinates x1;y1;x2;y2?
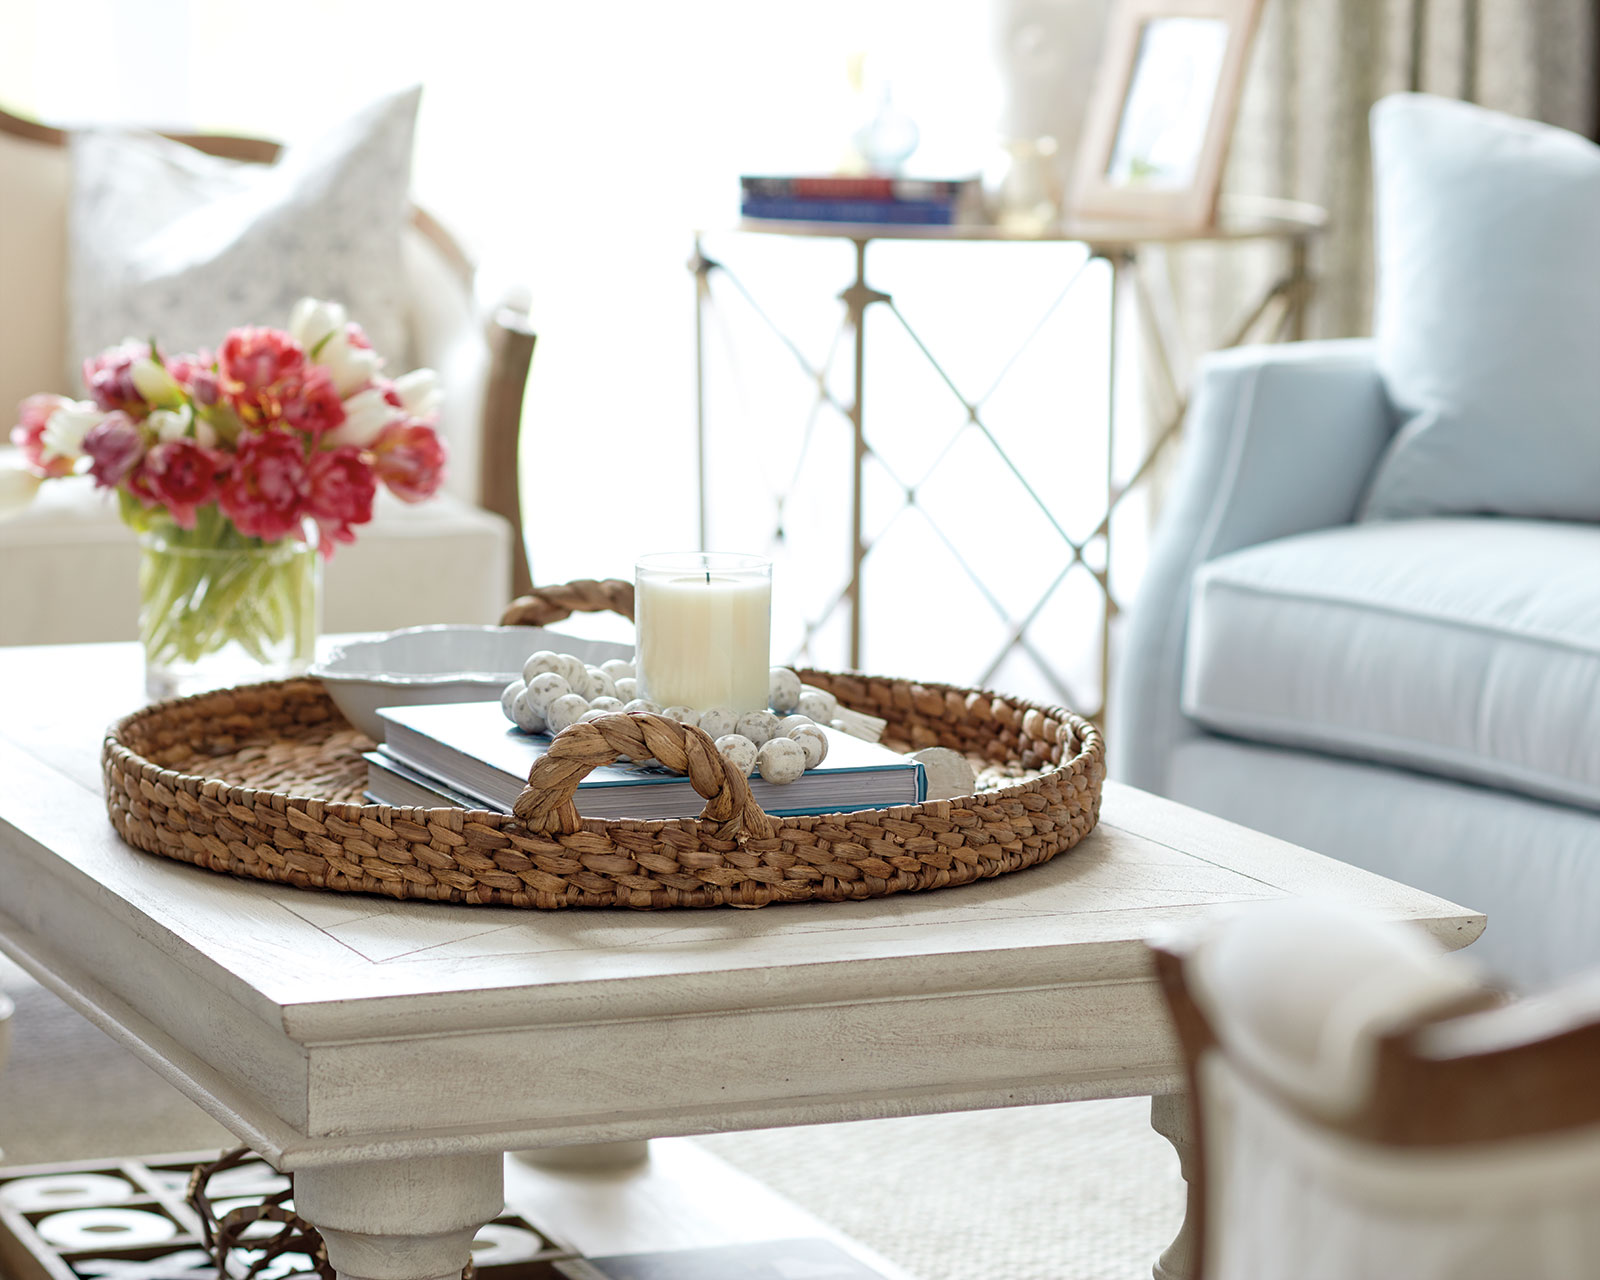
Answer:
66;86;419;384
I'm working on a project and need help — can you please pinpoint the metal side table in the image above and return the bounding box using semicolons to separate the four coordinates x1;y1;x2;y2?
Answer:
691;195;1326;718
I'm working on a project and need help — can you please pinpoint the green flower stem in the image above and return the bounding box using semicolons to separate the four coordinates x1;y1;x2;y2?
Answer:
139;512;317;673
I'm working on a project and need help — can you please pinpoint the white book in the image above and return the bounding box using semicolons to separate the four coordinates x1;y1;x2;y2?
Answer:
373;702;925;821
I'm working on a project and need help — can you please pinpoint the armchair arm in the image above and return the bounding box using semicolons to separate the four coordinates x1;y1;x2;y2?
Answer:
479;304;537;598
1112;339;1393;791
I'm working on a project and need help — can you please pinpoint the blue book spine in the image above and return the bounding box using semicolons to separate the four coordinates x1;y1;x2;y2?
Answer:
740;197;956;225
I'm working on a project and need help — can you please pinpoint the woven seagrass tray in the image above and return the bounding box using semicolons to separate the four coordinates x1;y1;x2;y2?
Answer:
101;580;1104;910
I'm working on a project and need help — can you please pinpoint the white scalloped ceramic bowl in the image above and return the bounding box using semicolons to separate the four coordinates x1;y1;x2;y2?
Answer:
311;625;634;740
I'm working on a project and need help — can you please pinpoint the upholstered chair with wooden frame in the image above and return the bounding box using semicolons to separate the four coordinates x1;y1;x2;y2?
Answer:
0;105;536;644
1150;901;1600;1280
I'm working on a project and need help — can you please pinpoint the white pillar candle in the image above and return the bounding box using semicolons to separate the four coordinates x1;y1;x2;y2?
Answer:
635;553;772;713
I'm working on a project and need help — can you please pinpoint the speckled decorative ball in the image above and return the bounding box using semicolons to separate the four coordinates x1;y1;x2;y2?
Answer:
714;733;757;778
521;650;563;683
510;689;547;734
552;653;589;691
797;688;838;722
584;666;617;700
736;709;780;747
589;696;625;713
613;677;639;702
579;707;618;724
622;698;661;716
500;679;527;721
787;722;829;769
774;713;814;737
525;671;571;713
545;693;591;734
600;658;635;681
698;707;740;739
757;736;806;784
661;705;699;725
768;667;803;714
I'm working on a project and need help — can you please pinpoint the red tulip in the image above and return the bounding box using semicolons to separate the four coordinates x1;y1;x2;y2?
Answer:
305;445;376;555
370;419;447;503
129;439;227;529
218;429;309;542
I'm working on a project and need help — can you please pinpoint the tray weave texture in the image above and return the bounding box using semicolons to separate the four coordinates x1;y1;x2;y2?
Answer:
101;580;1104;910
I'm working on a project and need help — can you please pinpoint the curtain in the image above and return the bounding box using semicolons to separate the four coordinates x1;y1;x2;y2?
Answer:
1180;0;1597;342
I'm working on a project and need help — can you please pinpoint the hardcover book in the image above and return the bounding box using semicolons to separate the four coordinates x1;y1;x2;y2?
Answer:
741;174;978;202
371;702;925;820
740;196;957;225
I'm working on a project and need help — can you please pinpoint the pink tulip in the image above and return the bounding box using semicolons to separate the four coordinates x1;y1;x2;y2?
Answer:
370;419;446;503
82;341;152;415
283;365;346;438
169;351;222;407
11;394;75;477
128;439;227;529
305;445;376;555
219;327;307;425
218;429;310;542
81;411;146;489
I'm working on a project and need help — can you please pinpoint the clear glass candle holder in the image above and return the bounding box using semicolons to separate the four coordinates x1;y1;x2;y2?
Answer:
634;552;772;713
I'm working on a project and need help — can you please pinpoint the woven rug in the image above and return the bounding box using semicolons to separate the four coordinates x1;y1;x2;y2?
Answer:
0;959;1182;1279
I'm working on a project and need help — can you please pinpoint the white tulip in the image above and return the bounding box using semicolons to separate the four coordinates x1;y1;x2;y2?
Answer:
320;331;383;397
392;368;442;417
290;297;383;395
288;297;348;352
39;401;104;462
130;358;184;407
0;461;41;520
148;406;194;442
328;388;398;448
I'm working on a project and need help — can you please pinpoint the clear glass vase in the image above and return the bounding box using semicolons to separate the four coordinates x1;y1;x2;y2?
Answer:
139;517;321;701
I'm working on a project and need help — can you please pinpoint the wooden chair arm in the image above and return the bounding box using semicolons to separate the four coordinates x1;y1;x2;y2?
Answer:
480;305;537;599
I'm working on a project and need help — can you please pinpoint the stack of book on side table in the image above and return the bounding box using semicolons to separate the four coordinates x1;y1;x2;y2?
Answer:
739;174;983;226
365;702;927;820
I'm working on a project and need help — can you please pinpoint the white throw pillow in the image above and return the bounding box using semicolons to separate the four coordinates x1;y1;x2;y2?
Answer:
1362;93;1600;521
67;86;419;381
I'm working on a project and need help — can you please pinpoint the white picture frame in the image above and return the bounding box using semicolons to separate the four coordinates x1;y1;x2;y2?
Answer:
1069;0;1265;229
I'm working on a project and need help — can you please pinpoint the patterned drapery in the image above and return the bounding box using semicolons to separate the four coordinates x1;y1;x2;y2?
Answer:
1184;0;1596;341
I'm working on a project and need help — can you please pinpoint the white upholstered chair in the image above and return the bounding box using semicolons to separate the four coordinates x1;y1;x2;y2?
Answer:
1151;901;1600;1280
0;106;536;643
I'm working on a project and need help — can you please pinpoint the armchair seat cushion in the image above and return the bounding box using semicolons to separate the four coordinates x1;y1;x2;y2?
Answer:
0;474;510;645
1182;518;1600;813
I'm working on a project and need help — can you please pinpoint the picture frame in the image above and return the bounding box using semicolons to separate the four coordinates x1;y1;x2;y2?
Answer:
1069;0;1265;229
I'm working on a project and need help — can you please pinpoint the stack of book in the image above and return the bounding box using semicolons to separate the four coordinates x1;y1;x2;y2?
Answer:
365;701;926;820
739;174;982;226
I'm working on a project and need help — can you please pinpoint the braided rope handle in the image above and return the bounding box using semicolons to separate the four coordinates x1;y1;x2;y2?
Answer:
500;578;635;627
513;712;776;841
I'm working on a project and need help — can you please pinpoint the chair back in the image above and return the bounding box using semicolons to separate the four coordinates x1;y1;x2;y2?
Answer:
1152;901;1600;1280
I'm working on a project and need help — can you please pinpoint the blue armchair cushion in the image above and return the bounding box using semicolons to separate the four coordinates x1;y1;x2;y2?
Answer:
1182;518;1600;813
1362;94;1600;521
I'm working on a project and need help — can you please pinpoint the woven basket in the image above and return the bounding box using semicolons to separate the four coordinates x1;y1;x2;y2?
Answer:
101;580;1104;909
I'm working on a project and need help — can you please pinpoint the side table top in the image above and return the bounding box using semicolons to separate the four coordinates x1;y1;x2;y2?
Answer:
712;195;1328;250
0;640;1482;1166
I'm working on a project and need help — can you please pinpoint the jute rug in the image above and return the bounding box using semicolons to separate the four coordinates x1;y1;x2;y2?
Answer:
0;959;1182;1280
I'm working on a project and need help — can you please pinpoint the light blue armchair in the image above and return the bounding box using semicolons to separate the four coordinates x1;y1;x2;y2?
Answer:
1114;339;1600;990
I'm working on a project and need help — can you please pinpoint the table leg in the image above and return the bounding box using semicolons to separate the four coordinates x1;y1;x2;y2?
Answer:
1150;1093;1198;1280
294;1153;504;1280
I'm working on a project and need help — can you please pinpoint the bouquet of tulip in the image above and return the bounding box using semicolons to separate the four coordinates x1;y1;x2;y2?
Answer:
10;298;446;695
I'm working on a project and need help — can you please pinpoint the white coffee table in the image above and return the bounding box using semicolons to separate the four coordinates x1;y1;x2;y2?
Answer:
0;642;1483;1280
